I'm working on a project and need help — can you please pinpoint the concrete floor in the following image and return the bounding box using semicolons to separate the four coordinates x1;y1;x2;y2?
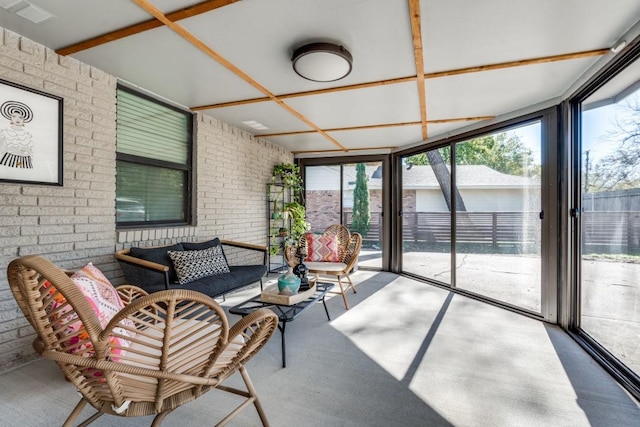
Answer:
361;249;640;375
1;270;639;426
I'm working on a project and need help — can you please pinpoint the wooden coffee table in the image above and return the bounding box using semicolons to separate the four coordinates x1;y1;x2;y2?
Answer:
229;282;334;367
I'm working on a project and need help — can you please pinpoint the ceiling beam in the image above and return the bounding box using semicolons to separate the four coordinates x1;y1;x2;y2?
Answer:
426;48;609;79
131;0;348;151
258;116;494;138
191;75;417;110
192;48;608;111
408;0;428;140
56;0;242;56
291;146;397;155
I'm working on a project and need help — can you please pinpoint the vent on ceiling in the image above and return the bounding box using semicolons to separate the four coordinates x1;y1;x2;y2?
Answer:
242;120;269;131
0;1;55;24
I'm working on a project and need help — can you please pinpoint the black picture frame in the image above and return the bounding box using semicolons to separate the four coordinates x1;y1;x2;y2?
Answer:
0;79;63;186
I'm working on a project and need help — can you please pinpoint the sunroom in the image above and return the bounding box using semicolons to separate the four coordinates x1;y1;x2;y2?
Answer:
0;1;639;425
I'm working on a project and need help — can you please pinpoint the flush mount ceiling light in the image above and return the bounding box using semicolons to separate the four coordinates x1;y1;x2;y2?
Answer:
291;42;353;82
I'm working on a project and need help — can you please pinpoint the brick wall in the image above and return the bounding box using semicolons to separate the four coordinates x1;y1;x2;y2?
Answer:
0;28;292;370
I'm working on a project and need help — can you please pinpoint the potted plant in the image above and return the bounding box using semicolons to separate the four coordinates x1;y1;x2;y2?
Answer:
272;163;303;200
284;201;310;241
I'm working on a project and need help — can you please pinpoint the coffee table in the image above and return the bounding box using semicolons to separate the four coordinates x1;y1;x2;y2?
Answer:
228;282;334;367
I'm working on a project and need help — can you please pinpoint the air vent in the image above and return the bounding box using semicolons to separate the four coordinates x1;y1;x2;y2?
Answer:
1;1;55;24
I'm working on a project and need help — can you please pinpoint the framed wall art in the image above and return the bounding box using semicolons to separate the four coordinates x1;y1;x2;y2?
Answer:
0;79;63;186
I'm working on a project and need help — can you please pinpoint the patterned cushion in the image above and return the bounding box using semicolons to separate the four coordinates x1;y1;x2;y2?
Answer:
168;246;231;285
43;263;134;365
305;234;340;262
182;238;228;263
70;263;135;360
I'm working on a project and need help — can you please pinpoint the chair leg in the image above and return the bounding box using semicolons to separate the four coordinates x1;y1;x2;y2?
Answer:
336;276;350;310
64;397;103;427
240;366;270;427
151;409;176;427
63;398;87;427
343;273;357;294
214;366;270;427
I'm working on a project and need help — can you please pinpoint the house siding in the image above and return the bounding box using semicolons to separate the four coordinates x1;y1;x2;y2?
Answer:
0;28;292;370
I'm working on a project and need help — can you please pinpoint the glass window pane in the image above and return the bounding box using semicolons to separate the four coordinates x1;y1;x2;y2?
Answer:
343;162;382;269
305;165;341;233
455;124;542;312
402;148;452;284
116;161;186;223
580;62;640;375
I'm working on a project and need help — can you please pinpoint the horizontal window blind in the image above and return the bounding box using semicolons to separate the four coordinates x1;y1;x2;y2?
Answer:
117;161;186;222
117;89;189;164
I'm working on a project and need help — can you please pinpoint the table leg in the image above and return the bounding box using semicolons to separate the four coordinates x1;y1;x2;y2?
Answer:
279;321;287;368
322;297;331;321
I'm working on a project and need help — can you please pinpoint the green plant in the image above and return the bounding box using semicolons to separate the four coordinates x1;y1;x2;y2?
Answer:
351;162;371;236
272;163;303;200
269;245;280;256
283;201;310;241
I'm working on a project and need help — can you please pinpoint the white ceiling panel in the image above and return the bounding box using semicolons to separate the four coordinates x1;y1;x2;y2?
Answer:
286;81;422;129
73;26;265;108
182;0;416;95
425;57;600;120
203;101;312;135
0;1;147;49
422;0;640;72
328;126;424;151
265;132;341;153
426;120;489;141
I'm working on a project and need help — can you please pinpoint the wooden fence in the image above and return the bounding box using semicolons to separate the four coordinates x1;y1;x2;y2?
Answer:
343;211;640;255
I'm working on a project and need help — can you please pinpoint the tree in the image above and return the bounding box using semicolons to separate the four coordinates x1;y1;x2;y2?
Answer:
587;96;640;192
406;132;536;211
425;150;467;211
351;163;370;237
407;133;536;176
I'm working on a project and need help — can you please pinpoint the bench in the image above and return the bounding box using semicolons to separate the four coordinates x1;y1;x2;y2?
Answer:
115;238;267;298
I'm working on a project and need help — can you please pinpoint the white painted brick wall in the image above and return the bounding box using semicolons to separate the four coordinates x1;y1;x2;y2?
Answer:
0;27;293;371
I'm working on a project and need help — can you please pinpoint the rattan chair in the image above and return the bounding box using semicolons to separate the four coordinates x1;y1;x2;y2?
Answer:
7;255;278;427
285;224;362;309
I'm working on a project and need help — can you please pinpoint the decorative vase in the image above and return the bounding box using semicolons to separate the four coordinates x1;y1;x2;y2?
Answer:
278;268;301;295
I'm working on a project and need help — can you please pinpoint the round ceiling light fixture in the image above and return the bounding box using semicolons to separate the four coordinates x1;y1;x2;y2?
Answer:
291;42;353;82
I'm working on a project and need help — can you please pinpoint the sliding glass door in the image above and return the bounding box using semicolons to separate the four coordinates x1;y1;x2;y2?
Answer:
401;147;451;284
454;125;542;312
303;159;386;269
577;57;640;377
400;121;543;314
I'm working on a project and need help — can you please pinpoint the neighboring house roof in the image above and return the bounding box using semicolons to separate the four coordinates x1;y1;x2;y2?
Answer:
309;164;540;190
401;165;540;189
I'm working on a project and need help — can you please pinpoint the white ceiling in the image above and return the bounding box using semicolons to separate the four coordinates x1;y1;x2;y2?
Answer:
1;0;639;157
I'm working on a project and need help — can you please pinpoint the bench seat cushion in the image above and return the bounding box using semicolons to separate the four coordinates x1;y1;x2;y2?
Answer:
122;265;266;298
178;265;267;297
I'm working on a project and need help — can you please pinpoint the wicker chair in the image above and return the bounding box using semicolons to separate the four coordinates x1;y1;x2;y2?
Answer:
285;224;362;309
7;255;278;427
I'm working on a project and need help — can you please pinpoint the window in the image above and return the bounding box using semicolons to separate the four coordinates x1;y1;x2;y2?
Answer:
302;158;387;270
574;47;640;389
116;86;193;226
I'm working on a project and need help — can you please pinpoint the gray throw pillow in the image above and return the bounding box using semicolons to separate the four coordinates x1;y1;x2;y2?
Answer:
168;245;230;285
